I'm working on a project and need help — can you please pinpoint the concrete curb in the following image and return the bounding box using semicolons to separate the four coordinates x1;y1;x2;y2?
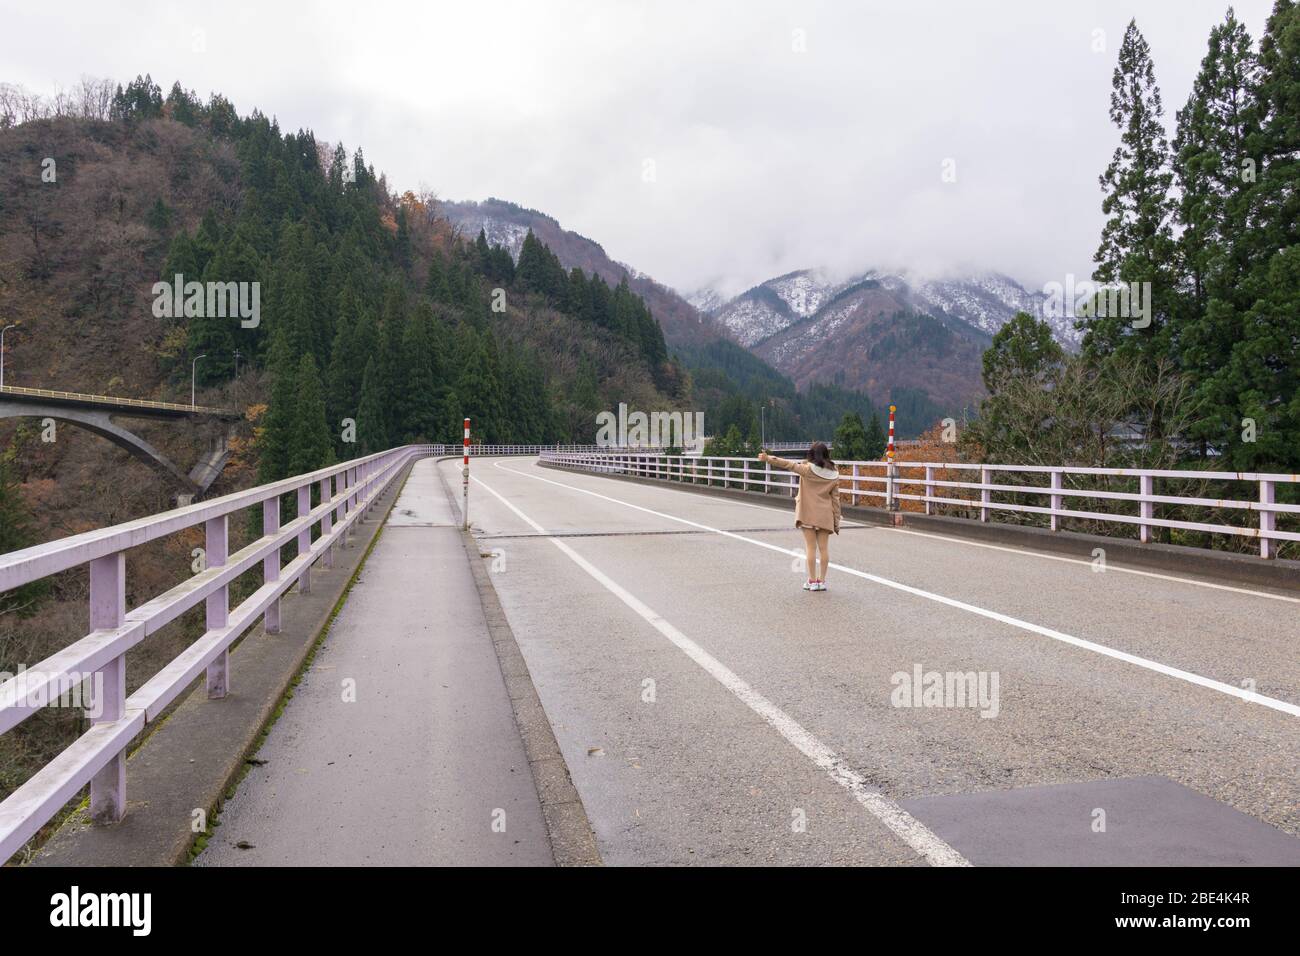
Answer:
435;458;602;867
536;461;1300;595
30;461;417;867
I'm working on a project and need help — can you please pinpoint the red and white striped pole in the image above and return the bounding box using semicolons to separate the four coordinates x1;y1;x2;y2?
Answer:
886;404;898;512
462;418;470;530
886;404;897;463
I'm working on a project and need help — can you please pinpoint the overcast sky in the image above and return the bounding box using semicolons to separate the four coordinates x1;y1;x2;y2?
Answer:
3;0;1280;299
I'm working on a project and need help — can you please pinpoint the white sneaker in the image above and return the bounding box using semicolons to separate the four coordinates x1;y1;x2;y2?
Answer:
813;580;827;591
802;580;815;591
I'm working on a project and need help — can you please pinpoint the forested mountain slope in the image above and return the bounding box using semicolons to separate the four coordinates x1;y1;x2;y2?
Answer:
0;75;686;549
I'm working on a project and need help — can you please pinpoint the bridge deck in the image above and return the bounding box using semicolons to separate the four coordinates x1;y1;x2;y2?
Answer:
436;455;1298;866
191;453;1300;866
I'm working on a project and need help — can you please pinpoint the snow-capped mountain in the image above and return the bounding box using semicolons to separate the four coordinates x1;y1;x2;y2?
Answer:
704;269;859;347
749;277;991;410
700;268;1082;350
876;270;1082;348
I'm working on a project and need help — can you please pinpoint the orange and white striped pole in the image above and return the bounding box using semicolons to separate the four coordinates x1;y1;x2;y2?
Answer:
462;418;471;530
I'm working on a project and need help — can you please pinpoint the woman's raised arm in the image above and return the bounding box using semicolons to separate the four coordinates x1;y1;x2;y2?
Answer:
760;451;797;472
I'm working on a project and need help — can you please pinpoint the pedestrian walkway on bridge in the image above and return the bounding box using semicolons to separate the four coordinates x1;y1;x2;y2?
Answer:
194;460;555;866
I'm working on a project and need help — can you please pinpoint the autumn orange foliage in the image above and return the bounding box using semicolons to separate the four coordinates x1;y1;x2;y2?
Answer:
837;422;981;514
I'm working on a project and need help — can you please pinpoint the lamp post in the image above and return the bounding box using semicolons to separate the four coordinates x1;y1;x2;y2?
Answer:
0;323;18;390
191;354;207;407
232;349;242;379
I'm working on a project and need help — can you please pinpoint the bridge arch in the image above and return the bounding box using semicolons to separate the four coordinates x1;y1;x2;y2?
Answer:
0;398;200;493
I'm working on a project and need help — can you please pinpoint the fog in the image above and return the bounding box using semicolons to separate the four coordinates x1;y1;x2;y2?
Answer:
4;0;1279;298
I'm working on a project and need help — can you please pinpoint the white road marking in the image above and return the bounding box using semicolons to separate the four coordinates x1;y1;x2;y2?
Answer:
470;471;970;867
884;527;1300;604
489;460;1300;719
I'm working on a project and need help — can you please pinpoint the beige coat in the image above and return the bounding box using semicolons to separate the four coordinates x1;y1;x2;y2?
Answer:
766;455;842;533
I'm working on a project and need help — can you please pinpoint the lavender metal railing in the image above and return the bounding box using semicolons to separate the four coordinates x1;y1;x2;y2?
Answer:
539;451;1300;559
0;444;443;863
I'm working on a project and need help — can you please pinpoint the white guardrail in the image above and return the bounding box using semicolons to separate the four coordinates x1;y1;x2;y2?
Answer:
539;451;1300;560
0;445;445;862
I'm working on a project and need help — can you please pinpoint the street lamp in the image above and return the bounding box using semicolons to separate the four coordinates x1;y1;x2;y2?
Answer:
0;322;19;390
232;349;242;379
191;354;207;407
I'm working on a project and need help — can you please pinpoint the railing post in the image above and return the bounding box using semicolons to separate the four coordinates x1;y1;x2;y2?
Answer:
297;484;312;594
1139;474;1154;544
980;467;991;522
88;552;126;822
924;465;934;515
765;460;772;495
205;515;229;698
886;462;897;511
263;497;281;634
851;463;860;507
339;468;351;545
743;459;750;492
320;477;334;568
1050;469;1062;531
1260;480;1275;559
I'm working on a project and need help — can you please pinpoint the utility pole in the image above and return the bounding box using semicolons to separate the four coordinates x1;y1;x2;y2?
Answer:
0;323;18;390
191;354;207;407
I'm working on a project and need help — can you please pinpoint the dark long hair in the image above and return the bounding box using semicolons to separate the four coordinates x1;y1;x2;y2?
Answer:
806;441;835;469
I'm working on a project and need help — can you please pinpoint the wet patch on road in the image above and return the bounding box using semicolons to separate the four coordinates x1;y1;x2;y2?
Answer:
899;776;1300;865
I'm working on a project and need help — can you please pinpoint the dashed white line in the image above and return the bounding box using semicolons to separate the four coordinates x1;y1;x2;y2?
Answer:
488;460;1300;719
471;470;970;867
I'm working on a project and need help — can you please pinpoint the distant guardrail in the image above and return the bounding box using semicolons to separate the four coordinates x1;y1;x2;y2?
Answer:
441;442;846;456
540;450;1300;560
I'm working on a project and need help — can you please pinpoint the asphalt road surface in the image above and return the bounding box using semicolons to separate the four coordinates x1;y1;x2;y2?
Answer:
447;456;1300;867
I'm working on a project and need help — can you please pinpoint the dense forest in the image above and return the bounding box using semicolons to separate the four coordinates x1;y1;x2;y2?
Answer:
106;73;680;483
978;6;1299;476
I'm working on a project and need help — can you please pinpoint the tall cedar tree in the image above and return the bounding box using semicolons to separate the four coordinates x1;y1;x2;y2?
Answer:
286;354;335;475
1229;0;1300;470
833;412;871;461
1173;8;1261;457
1086;20;1179;376
356;356;387;454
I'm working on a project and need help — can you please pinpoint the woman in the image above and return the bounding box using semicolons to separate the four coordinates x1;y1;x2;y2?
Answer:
759;442;842;591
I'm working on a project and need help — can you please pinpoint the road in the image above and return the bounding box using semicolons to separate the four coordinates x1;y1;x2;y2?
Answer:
447;456;1300;866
